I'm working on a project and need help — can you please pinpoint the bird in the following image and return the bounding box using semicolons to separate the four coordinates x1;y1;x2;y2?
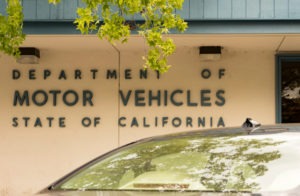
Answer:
242;118;261;134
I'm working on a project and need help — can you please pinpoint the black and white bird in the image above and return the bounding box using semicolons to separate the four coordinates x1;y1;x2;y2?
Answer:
242;118;261;134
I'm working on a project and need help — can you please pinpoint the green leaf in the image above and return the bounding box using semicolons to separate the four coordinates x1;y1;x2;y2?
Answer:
0;0;25;57
48;0;61;4
74;0;188;73
0;0;188;73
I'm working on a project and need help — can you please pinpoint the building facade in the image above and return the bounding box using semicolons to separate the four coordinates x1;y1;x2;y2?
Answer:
1;0;300;195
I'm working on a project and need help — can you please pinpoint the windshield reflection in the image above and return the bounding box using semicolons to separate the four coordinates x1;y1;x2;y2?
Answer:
57;135;284;193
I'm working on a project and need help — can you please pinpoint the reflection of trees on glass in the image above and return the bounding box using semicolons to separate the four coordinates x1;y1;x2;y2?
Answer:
198;138;282;192
59;136;283;193
281;61;300;123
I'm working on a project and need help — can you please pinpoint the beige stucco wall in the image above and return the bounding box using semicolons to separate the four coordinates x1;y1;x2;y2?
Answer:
119;46;276;144
0;35;278;195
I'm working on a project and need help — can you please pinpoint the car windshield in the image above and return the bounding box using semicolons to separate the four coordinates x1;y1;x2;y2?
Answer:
51;126;300;194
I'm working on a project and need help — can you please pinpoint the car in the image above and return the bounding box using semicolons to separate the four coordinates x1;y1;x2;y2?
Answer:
39;119;300;195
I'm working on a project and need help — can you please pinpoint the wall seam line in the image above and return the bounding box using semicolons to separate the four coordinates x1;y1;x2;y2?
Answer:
276;35;286;52
110;43;121;147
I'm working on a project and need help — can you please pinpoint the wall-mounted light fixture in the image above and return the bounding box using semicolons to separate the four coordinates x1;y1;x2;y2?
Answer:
17;47;40;64
199;46;222;61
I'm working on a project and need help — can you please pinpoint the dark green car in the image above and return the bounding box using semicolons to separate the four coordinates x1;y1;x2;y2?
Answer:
39;121;300;196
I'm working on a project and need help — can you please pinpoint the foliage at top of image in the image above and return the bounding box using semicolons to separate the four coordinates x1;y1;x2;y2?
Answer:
54;0;188;73
0;0;188;73
0;0;25;57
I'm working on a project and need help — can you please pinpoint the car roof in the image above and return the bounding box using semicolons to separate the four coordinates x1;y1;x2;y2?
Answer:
138;123;300;142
